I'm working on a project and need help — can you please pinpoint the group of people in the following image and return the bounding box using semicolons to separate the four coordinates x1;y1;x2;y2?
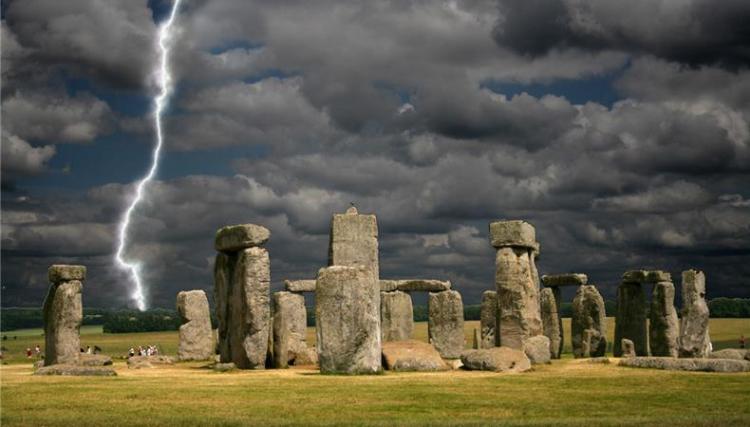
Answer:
25;345;42;359
128;345;160;358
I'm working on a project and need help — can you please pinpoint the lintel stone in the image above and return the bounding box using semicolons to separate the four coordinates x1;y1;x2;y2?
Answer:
541;273;588;287
489;220;538;249
48;265;86;283
215;224;270;253
622;270;671;284
284;279;317;293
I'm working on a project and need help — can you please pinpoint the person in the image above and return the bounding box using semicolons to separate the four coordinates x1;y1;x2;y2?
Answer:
86;345;92;354
26;348;32;358
741;335;746;349
34;345;41;358
128;347;135;358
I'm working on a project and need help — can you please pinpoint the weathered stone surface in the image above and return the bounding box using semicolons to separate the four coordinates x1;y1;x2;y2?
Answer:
480;290;498;349
540;287;562;358
614;282;647;357
622;270;671;284
390;279;451;292
541;273;588;287
316;266;381;374
523;335;551;364
214;252;232;360
619;357;750;373
473;328;481;349
494;246;543;350
78;354;113;366
328;207;379;281
34;365;116;376
460;347;532;373
177;290;215;361
589;357;611;364
709;349;749;360
43;279;82;366
381;291;413;341
489;220;538;250
679;270;711;358
272;291;308;368
48;265;86;283
213;362;236;372
649;281;679;357
381;340;448;372
428;290;465;359
621;339;636;358
214;224;270;253
284;279;316;293
572;285;607;358
126;355;175;369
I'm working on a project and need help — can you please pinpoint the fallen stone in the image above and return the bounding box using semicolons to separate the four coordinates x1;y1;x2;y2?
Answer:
540;287;562;359
614;282;647;357
443;358;464;370
284;280;316;293
619;357;750;373
494;245;543;349
480;290;498;349
34;364;116;376
571;285;607;358
316;265;381;374
428;290;465;359
649;281;679;357
177;290;215;361
213;362;236;372
541;273;588;287
460;347;532;373
489;220;538;250
127;355;175;369
622;270;671;284
43;277;83;366
381;291;413;341
215;224;270;253
588;357;611;364
709;349;749;360
78;354;113;366
381;340;449;372
621;339;636;358
523;335;551;364
328;207;379;281
48;265;86;283
679;270;711;358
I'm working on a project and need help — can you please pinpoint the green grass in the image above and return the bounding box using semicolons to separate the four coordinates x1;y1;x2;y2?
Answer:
1;319;749;426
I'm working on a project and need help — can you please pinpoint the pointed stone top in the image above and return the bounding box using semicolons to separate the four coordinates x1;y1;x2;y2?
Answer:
346;206;358;214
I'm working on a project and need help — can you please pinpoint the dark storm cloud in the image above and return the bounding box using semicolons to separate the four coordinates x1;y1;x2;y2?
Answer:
494;0;750;69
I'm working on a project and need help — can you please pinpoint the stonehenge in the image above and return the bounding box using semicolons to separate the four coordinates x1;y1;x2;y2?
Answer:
679;270;711;358
381;291;414;342
649;276;679;357
176;290;214;361
43;265;85;366
480;290;498;348
614;273;649;357
214;224;271;369
539;287;561;358
272;291;315;368
428;290;465;359
571;285;607;358
490;220;543;350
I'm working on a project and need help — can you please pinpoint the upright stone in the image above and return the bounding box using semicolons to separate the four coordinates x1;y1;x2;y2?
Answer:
328;207;379;282
621;339;636;358
177;290;214;361
490;220;542;350
679;270;711;358
428;290;465;359
316;266;381;374
43;265;85;366
214;252;233;360
614;278;648;357
272;291;307;368
540;287;562;358
480;290;498;348
229;247;271;368
381;291;414;341
650;279;679;357
571;285;607;358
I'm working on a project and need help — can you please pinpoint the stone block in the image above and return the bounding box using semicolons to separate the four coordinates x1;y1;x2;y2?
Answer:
215;224;270;253
489;220;537;249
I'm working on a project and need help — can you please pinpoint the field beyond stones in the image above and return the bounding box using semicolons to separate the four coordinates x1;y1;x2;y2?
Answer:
2;319;749;426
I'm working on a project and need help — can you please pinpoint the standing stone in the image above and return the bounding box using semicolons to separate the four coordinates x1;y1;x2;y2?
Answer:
43;265;84;366
428;290;465;359
679;270;711;358
614;280;648;357
316;266;381;374
328;207;379;282
650;280;679;357
381;291;414;341
272;291;307;368
621;339;636;358
490;220;542;350
540;287;562;358
480;290;498;348
229;247;271;369
473;329;481;349
571;285;607;358
214;252;233;360
177;290;214;361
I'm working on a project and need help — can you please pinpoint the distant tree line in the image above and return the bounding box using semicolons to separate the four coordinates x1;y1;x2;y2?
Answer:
2;298;749;332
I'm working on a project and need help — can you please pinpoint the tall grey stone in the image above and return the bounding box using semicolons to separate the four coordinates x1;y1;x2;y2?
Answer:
679;270;711;358
572;285;607;358
214;252;233;360
491;220;543;350
650;280;679;357
177;290;214;361
43;265;84;366
480;290;498;348
272;291;307;368
428;290;465;359
316;266;381;374
614;279;648;357
328;207;378;282
381;291;413;341
540;287;562;358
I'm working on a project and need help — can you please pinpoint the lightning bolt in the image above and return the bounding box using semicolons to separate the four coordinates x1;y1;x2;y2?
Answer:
115;0;182;311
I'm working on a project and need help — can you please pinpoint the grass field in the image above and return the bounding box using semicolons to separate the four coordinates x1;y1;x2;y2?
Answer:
2;319;749;426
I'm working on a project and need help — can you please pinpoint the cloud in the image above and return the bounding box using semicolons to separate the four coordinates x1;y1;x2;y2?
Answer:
1;131;56;177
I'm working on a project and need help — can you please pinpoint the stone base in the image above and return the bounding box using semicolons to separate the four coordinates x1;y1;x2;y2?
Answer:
381;340;448;372
460;347;531;373
619;357;750;372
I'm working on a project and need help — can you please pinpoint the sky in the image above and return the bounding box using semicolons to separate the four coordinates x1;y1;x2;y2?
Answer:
2;0;749;309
